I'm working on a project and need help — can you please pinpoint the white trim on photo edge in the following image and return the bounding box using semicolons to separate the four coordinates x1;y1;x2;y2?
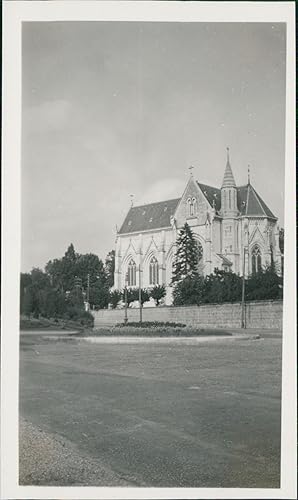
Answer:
1;1;296;499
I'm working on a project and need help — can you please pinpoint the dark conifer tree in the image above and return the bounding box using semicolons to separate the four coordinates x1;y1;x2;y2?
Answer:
171;223;199;284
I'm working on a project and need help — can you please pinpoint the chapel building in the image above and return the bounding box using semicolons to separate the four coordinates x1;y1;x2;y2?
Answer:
114;151;282;305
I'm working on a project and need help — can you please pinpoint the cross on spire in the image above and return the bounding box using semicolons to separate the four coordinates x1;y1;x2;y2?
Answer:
130;194;134;207
188;165;194;177
248;165;251;185
226;147;230;163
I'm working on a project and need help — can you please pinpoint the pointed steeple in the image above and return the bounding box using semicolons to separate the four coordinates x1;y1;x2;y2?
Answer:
221;147;236;188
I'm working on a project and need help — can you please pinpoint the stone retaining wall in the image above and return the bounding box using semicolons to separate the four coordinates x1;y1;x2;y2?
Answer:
92;300;283;330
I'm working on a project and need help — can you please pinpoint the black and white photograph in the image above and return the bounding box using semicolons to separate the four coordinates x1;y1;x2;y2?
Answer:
1;1;296;499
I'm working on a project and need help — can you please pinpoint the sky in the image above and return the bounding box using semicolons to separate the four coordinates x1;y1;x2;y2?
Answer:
21;21;286;272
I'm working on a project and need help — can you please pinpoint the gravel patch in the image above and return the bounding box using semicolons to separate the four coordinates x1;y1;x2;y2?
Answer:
19;417;132;486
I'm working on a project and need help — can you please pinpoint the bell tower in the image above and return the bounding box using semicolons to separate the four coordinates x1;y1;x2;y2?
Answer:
221;147;238;217
220;148;240;273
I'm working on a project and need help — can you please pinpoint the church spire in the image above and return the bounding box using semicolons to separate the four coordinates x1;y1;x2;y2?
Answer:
221;147;236;188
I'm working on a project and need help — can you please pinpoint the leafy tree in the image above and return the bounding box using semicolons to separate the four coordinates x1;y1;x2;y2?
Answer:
75;253;109;308
65;287;85;309
125;288;150;307
20;273;32;313
150;285;166;306
173;275;204;306
172;223;200;284
109;289;122;309
45;258;64;291
279;228;284;255
203;269;242;304
139;288;150;306
245;266;283;301
61;244;79;291
89;279;110;309
105;250;115;288
126;288;138;307
22;287;33;318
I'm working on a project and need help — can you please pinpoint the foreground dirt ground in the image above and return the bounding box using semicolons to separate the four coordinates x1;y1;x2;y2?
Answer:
19;334;281;487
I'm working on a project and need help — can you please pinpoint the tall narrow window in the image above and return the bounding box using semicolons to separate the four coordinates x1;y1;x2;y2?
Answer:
149;257;159;285
127;259;136;286
228;190;231;209
251;246;262;274
197;241;203;262
187;197;196;216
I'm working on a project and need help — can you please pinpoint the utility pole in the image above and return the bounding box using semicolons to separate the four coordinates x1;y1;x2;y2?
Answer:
124;273;128;324
86;273;90;311
139;263;142;324
241;247;246;329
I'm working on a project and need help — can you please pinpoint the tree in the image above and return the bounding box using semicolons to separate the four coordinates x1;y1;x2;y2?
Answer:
20;273;32;314
139;288;150;306
245;266;283;301
279;228;284;255
89;279;110;309
126;288;138;307
109;289;122;309
171;223;200;284
75;253;109;308
22;287;33;318
125;288;150;307
171;223;202;305
173;275;204;306
203;269;242;304
105;250;115;288
150;285;166;306
45;258;64;291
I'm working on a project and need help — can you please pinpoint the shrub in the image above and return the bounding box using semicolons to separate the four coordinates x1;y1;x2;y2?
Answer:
116;321;186;328
173;275;204;306
109;289;122;309
124;288;150;306
150;285;166;306
64;306;94;327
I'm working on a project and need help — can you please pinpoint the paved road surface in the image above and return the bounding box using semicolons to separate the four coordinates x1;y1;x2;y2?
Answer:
19;334;281;487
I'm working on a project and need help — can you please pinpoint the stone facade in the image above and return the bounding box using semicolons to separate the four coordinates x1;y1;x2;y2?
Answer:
114;152;282;305
92;300;283;330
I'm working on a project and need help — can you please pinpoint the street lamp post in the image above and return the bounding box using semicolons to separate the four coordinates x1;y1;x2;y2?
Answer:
139;264;142;324
124;273;128;324
241;247;246;329
86;273;90;311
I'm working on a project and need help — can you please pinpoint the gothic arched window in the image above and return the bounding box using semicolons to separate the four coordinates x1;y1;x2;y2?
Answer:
251;246;262;274
149;257;159;285
187;197;196;217
197;241;203;262
127;259;136;286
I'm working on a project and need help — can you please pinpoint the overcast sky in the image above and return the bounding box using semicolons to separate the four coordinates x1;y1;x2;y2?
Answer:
22;21;286;272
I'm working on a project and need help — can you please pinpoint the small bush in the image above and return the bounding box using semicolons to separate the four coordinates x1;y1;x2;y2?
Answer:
91;326;232;337
116;321;186;328
109;289;122;309
150;285;166;306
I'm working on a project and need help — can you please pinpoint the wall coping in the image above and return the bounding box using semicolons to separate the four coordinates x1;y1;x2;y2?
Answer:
92;299;283;314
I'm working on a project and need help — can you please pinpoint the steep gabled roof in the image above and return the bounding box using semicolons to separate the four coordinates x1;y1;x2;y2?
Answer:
237;184;276;219
217;254;233;266
221;149;236;188
197;182;221;211
118;198;180;234
118;181;276;234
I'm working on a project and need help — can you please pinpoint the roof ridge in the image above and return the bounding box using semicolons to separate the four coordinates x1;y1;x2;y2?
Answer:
197;181;220;190
129;197;181;210
245;184;250;216
221;156;236;188
249;184;267;216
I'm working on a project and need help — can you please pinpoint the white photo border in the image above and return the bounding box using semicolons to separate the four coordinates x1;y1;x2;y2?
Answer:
1;1;296;499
